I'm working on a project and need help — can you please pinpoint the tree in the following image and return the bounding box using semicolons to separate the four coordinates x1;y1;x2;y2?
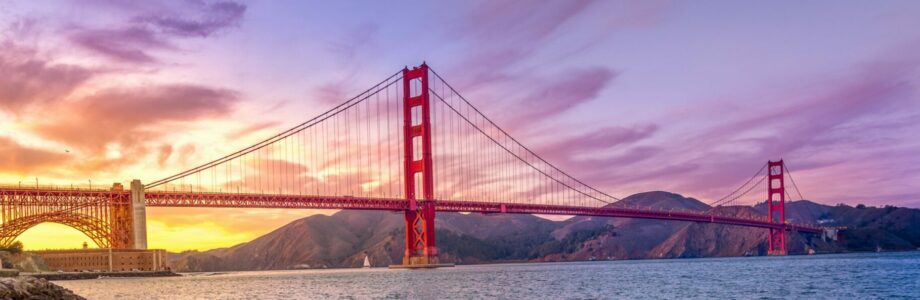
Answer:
0;241;23;254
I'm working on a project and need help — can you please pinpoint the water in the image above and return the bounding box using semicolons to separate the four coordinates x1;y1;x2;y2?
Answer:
56;252;920;299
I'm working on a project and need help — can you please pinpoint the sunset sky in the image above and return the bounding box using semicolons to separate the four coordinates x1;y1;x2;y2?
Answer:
2;1;920;252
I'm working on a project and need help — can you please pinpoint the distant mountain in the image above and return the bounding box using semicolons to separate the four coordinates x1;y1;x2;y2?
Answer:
168;191;920;272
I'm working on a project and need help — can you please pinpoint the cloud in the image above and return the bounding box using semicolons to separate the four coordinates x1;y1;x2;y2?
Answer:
0;31;96;113
509;68;617;124
0;136;69;174
225;121;281;140
177;144;197;166
136;1;246;38
313;79;356;105
327;23;377;65
635;48;920;206
450;0;595;87
157;144;173;167
33;84;239;153
68;0;247;63
444;1;670;90
69;26;172;63
541;124;658;162
310;23;380;105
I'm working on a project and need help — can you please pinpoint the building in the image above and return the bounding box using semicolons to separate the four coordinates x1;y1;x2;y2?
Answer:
30;248;168;272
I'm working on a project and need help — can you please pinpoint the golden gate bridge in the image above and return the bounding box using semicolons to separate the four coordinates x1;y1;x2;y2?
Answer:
0;63;821;267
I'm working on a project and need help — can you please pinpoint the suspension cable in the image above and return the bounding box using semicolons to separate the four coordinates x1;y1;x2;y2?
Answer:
148;71;403;188
429;88;614;205
428;67;622;204
783;163;806;201
709;162;767;206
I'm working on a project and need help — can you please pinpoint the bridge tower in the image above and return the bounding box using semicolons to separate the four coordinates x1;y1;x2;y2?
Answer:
400;63;440;267
767;160;786;255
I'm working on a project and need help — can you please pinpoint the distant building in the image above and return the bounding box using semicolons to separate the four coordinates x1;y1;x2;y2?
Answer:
30;249;167;272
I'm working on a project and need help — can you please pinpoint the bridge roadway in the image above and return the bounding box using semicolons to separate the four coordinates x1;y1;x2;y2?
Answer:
143;190;822;234
0;187;821;234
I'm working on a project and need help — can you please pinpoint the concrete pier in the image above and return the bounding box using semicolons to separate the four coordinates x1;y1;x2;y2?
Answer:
130;180;148;249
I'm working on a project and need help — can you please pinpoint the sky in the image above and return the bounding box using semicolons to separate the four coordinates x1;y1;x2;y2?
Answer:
2;0;920;252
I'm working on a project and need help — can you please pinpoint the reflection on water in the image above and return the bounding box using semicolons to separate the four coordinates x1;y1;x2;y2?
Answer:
56;252;920;299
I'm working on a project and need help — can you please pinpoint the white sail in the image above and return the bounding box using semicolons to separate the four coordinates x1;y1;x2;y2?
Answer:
363;255;371;268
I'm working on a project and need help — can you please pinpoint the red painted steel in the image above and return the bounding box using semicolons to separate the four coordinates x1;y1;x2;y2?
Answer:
401;63;438;265
767;160;787;255
145;191;406;211
0;185;133;248
142;192;824;234
0;187;822;249
435;200;821;234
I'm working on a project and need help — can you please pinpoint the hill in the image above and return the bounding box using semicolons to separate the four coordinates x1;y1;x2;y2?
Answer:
169;192;920;271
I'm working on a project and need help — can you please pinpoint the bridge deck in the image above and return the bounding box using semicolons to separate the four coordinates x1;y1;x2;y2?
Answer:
142;191;821;234
0;188;821;234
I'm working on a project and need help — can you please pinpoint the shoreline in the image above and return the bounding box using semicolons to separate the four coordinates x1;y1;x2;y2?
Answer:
25;270;180;281
178;250;920;274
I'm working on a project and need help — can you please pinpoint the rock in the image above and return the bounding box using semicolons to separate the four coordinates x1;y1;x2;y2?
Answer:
0;276;85;300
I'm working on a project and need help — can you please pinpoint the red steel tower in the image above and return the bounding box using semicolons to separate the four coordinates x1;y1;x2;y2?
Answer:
767;160;786;255
401;64;439;266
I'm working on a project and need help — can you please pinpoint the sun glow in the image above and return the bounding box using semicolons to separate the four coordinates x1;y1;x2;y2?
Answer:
18;223;96;250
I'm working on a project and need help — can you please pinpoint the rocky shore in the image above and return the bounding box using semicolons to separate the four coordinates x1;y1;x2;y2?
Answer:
0;276;85;299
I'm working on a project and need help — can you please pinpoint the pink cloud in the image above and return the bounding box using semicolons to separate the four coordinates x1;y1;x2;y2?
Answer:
157;144;173;167
0;137;69;174
33;84;239;153
225;121;281;140
0;38;95;113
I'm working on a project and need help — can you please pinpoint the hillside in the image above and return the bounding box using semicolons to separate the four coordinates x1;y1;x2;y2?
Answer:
169;192;920;271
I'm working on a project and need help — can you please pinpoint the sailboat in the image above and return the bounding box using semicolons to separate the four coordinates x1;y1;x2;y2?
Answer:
363;254;371;268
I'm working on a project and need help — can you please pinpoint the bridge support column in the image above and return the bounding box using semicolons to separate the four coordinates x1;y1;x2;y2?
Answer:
130;179;148;250
392;63;450;269
767;160;786;255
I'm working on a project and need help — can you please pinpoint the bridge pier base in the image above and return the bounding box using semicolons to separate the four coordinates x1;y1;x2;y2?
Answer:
391;200;452;268
390;204;452;268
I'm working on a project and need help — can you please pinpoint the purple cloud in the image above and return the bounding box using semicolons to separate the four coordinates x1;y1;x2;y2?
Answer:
0;25;95;113
509;68;618;124
449;0;595;88
310;24;380;105
68;0;246;63
70;26;171;63
135;1;246;38
644;50;920;205
541;125;658;162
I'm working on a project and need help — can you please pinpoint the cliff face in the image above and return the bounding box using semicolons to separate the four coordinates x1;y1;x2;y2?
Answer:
168;192;920;272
